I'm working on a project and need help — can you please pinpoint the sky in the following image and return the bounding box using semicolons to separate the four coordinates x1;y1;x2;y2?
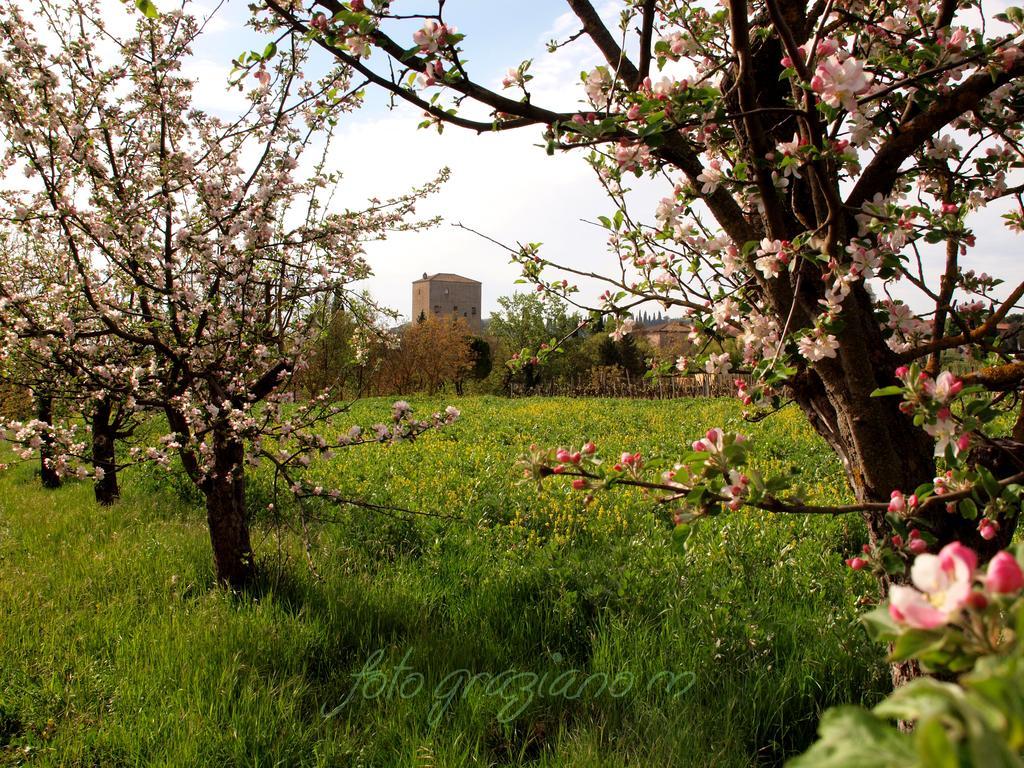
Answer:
179;0;649;323
36;0;1024;322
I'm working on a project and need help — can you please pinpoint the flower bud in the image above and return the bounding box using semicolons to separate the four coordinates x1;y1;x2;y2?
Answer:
908;538;928;555
985;552;1024;594
845;557;867;571
978;518;999;541
888;490;906;513
571;478;587;491
966;591;989;610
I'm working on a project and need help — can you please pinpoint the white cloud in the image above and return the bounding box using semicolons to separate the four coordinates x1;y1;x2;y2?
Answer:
327;108;626;320
180;57;251;114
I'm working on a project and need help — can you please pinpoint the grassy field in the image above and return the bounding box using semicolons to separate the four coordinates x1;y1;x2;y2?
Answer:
0;396;888;767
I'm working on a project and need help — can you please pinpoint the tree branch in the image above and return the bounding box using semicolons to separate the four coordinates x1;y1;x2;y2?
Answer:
847;58;1024;210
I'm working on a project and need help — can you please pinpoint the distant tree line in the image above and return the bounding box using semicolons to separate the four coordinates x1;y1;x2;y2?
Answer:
301;292;682;398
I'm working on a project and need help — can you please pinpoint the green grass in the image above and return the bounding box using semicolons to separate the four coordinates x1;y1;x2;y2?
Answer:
0;397;888;767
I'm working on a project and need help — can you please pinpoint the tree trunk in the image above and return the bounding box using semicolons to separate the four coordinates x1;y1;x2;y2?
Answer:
35;393;61;489
91;396;120;505
792;353;1022;694
204;429;255;590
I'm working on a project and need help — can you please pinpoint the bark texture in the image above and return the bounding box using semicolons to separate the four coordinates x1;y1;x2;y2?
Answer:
36;393;61;489
204;428;255;590
91;396;120;505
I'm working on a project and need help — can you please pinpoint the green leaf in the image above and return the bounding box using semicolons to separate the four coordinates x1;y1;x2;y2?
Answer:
914;717;958;768
891;629;945;662
786;707;915;768
959;497;978;520
135;0;159;18
874;677;960;723
861;605;900;643
978;466;1001;499
881;549;907;576
263;42;277;60
871;386;905;398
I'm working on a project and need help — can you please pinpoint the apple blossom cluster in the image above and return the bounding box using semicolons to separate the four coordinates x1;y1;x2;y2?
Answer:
0;419;86;472
862;543;1024;673
874;365;976;458
794;540;1024;762
518;426;816;528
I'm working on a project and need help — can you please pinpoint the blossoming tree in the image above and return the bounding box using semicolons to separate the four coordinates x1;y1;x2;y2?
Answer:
261;1;1024;582
0;228;154;504
0;0;456;588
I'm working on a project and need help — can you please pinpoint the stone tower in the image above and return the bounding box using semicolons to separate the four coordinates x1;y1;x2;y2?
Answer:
412;272;482;332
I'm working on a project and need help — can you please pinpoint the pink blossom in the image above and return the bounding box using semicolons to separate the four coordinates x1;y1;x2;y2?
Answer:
889;542;976;629
924;410;961;457
720;469;749;510
413;20;449;54
502;68;524;89
797;332;840;362
705;352;732;375
985;552;1024;594
754;238;786;278
811;54;872;111
584;67;611;104
927;371;963;402
610;317;635;341
696;160;724;195
614;141;650;172
415;60;445;89
815;38;839;57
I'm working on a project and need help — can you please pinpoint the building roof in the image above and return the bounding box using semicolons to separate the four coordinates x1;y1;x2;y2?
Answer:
638;320;690;334
413;272;481;285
